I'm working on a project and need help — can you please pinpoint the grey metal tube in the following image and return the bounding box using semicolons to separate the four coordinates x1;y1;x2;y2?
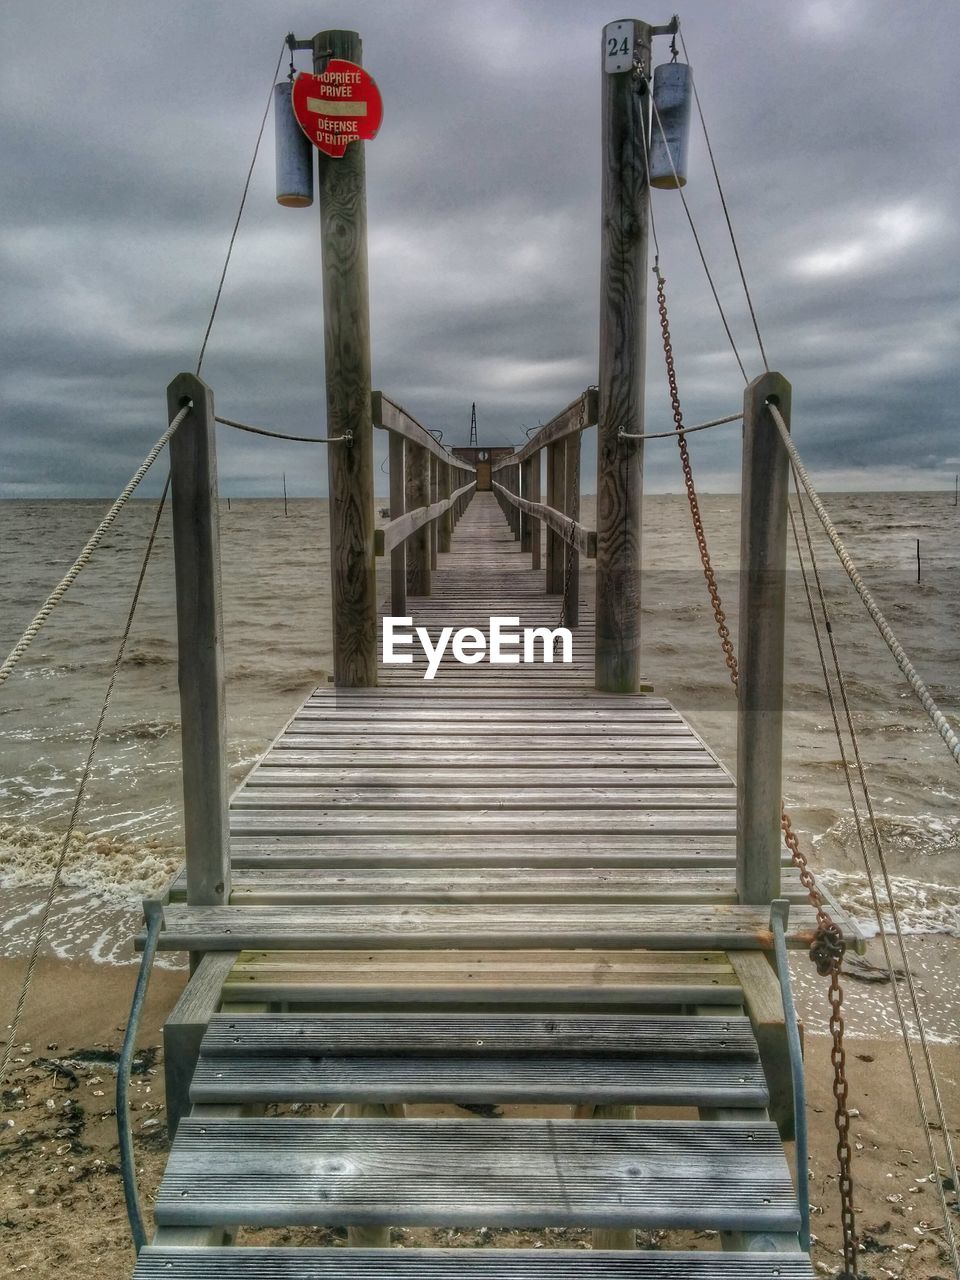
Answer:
117;899;164;1254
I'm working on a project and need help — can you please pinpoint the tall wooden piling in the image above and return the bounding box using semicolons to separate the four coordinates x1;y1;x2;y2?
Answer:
315;28;378;686
737;372;791;904
546;442;565;593
563;434;581;627
389;432;406;615
595;20;650;692
405;440;431;596
167;372;230;908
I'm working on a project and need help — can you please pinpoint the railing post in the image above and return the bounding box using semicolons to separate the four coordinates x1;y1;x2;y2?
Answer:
737;372;791;904
167;372;230;909
429;455;439;570
405;440;431;596
595;20;650;693
389;432;406;616
520;459;533;554
563;434;581;627
510;463;521;539
315;28;377;687
529;451;542;570
438;462;452;553
546;442;565;592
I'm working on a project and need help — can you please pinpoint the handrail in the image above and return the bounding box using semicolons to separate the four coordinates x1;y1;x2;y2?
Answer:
372;391;475;471
377;480;476;555
491;388;598;471
492;480;597;558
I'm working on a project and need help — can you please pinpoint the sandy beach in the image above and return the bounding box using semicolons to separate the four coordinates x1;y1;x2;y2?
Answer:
2;950;957;1279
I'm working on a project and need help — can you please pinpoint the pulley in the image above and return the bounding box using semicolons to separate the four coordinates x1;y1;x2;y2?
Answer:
648;61;693;189
274;81;314;207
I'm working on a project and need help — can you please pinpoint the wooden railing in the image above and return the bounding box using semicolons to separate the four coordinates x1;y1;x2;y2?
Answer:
490;388;598;629
371;392;476;615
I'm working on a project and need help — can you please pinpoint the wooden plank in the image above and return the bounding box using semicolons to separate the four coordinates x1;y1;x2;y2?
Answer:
167;372;231;907
134;1246;817;1279
231;786;737;810
199;1012;758;1057
372;392;472;471
492;481;597;559
162;951;237;1138
379;480;476;555
148;901;816;952
491;388;598;470
191;1053;768;1109
729;951;798;1142
228;811;737;836
223;867;805;906
154;1117;799;1232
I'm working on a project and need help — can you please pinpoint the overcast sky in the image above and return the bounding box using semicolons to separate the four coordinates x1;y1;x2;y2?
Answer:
1;0;957;497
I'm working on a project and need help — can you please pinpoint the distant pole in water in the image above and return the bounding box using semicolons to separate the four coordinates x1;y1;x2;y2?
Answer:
226;497;231;512
916;538;921;583
955;473;958;506
283;472;288;517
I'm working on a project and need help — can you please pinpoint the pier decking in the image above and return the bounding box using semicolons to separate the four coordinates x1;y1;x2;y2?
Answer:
139;489;855;1278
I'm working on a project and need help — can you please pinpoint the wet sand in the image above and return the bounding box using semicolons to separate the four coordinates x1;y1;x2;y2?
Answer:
1;954;958;1279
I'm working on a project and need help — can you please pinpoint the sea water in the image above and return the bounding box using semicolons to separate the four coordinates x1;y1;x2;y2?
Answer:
0;493;957;965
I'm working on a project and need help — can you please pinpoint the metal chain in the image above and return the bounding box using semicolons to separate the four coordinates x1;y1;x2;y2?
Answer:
654;264;859;1276
654;269;738;689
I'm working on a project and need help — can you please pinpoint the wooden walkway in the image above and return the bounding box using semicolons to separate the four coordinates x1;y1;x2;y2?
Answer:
140;492;849;1278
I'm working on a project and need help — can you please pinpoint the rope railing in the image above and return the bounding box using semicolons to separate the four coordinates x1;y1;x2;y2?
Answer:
0;404;191;689
618;410;743;441
215;414;352;445
767;399;960;767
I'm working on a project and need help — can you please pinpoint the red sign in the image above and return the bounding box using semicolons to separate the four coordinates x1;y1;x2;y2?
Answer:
292;61;383;158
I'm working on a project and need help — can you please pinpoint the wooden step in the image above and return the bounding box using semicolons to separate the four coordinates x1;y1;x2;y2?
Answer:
190;1013;768;1108
154;1117;799;1233
135;1246;815;1279
148;901;815;952
219;948;744;1008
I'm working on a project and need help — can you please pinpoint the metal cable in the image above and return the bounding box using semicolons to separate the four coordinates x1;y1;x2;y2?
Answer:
789;493;960;1269
195;40;287;375
0;476;171;1095
642;69;749;384
0;407;189;688
618;410;742;440
769;400;960;766
215;414;351;445
677;24;770;372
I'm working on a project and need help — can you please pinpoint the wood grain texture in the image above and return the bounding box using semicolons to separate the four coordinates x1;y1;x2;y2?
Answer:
737;374;792;903
316;30;378;687
546;441;565;590
404;439;431;596
563;433;582;627
595;22;651;693
492;389;598;470
388;431;406;615
167;372;230;907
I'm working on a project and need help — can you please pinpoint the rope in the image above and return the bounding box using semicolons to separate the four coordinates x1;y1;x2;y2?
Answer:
642;69;749;384
0;406;189;688
195;40;287;375
0;477;171;1095
789;494;960;1273
618;410;742;440
677;24;770;373
215;415;351;445
768;400;960;767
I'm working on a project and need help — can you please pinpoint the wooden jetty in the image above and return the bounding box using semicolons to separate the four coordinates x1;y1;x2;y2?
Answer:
132;20;860;1278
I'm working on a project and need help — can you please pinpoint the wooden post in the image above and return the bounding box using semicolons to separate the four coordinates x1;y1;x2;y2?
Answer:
563;433;581;627
595;20;650;693
167;372;231;909
405;440;431;596
438;462;452;553
429;455;439;570
530;450;542;570
389;432;405;616
511;463;521;539
546;441;565;593
737;372;791;904
520;459;533;553
315;29;377;687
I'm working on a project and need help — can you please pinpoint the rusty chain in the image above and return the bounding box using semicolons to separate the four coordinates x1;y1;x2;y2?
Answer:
653;264;859;1276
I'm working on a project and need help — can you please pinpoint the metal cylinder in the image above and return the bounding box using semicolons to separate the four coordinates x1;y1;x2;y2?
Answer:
648;62;693;189
274;81;313;207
